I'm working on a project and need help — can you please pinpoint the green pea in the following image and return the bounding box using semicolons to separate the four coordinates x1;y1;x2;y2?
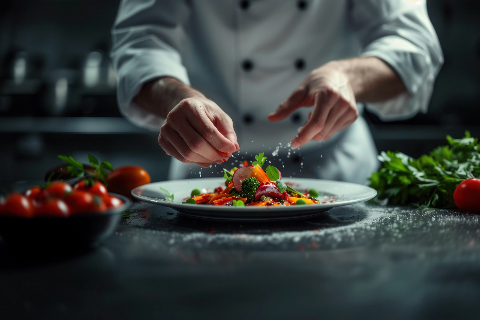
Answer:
185;198;197;204
191;189;201;197
308;189;319;198
295;199;307;205
233;200;245;207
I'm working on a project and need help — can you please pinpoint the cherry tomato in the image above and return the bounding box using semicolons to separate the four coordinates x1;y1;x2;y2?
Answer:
35;199;70;218
64;191;107;215
104;195;123;209
37;182;73;202
0;193;34;218
453;179;480;212
25;186;42;200
74;180;108;198
108;165;151;198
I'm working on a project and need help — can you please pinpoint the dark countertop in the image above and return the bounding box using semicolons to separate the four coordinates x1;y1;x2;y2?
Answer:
1;201;480;320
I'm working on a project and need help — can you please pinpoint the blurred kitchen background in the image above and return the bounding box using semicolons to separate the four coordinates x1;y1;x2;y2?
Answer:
0;0;479;185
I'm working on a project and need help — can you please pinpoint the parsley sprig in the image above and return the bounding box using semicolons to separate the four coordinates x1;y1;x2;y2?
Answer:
159;187;174;201
369;131;480;208
58;154;113;186
252;152;267;168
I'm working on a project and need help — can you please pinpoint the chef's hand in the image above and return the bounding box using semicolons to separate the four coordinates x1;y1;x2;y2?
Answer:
268;62;358;148
134;77;239;168
159;97;239;168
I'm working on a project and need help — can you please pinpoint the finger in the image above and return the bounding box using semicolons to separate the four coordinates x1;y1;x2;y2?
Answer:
291;88;339;148
211;113;240;152
160;124;214;164
268;87;309;122
185;102;237;153
323;116;356;141
311;104;349;141
170;118;226;162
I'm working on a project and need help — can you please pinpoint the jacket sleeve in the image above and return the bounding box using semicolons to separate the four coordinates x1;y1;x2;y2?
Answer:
110;0;190;129
351;0;443;121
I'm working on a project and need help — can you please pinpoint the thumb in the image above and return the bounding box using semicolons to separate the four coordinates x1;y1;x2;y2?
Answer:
268;87;308;122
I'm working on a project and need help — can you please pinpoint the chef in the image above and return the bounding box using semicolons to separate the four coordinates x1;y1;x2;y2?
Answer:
111;0;443;184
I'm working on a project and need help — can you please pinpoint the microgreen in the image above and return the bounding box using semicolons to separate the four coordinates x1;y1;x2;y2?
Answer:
287;186;305;198
159;187;174;201
369;131;480;208
266;165;280;181
252;152;267;168
223;167;237;183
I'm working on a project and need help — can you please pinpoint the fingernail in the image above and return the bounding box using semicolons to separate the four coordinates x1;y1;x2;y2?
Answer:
291;141;299;149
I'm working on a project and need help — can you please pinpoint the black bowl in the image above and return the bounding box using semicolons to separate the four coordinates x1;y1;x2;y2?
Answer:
0;193;131;249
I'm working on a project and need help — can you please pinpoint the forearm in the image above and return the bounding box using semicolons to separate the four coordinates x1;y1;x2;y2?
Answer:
329;56;407;103
133;77;205;118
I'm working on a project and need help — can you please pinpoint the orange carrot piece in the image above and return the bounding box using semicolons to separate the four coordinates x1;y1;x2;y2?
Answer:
246;200;269;207
243;160;249;167
208;193;231;204
250;165;270;184
222;182;234;194
213;196;235;205
192;193;215;204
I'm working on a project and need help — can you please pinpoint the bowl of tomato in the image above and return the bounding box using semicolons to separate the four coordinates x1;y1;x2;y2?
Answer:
0;181;132;248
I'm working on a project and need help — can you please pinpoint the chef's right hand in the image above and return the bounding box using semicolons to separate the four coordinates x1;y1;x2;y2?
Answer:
158;97;240;168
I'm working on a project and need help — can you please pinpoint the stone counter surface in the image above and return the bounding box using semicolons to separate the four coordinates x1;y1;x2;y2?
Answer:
1;202;480;320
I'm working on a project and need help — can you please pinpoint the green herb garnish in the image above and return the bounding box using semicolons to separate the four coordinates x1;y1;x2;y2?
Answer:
276;180;287;193
223;167;237;183
287;186;305;198
252;152;267;168
369;131;480;208
159;187;174;201
266;165;280;181
58;154;113;185
122;210;131;219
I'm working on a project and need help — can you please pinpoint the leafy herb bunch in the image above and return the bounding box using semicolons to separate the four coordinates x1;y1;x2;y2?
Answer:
58;154;113;186
369;132;480;208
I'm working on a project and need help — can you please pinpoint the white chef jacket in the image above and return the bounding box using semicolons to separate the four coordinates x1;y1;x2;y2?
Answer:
111;0;443;184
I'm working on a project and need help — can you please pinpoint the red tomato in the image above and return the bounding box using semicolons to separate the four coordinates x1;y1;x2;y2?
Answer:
108;165;151;198
74;180;108;198
35;199;70;217
37;182;72;202
64;191;107;215
0;193;34;218
454;179;480;212
25;186;42;200
104;195;124;209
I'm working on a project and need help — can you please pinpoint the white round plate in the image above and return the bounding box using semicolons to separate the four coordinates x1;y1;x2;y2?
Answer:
131;178;377;221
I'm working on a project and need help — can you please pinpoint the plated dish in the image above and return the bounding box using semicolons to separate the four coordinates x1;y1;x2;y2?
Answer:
131;178;376;221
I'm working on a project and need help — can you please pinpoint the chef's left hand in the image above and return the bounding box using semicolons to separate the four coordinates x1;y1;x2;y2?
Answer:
268;62;358;148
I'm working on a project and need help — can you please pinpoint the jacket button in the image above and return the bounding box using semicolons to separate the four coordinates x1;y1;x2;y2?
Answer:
297;0;308;10
242;60;254;72
243;113;254;125
291;112;302;123
240;0;249;10
295;59;305;70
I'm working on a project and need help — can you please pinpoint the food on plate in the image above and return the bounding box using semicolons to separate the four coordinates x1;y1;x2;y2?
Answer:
453;179;480;212
178;153;320;206
369;132;480;209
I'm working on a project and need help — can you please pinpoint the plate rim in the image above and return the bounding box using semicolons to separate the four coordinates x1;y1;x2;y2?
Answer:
131;177;377;218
